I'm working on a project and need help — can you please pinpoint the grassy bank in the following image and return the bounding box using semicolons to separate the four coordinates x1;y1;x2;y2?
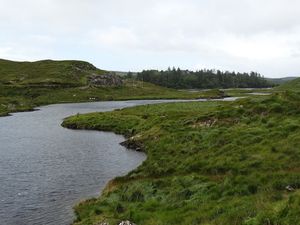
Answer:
0;81;222;116
0;59;224;116
63;87;300;225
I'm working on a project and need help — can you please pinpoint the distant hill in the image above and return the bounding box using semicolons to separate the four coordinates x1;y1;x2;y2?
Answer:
266;77;298;85
111;71;138;77
277;77;300;91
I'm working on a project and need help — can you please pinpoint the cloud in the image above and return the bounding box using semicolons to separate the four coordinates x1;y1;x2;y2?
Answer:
89;27;140;50
0;0;300;77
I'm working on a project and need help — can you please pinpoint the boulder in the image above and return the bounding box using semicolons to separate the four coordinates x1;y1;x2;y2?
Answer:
286;185;295;192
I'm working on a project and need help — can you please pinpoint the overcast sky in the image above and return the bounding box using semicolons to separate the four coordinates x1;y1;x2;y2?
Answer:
1;0;300;77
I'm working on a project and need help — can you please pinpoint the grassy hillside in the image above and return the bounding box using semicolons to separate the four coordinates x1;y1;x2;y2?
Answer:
0;59;221;116
266;77;298;85
62;81;300;225
0;59;101;86
277;77;300;91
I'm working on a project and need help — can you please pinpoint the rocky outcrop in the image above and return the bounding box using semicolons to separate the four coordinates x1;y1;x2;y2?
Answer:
87;73;123;87
72;61;97;71
120;139;143;152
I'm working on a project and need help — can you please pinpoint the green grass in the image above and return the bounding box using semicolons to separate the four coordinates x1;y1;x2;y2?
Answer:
0;59;225;116
63;88;300;225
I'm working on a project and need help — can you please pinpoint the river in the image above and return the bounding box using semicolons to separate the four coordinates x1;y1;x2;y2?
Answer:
0;98;239;225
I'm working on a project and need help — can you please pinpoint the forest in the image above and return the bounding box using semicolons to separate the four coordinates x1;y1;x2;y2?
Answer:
136;68;272;89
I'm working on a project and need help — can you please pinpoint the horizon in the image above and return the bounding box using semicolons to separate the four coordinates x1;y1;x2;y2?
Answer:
1;0;300;78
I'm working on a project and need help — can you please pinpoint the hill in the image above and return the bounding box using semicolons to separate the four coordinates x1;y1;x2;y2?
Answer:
111;71;138;77
266;77;298;85
0;59;103;87
276;77;300;91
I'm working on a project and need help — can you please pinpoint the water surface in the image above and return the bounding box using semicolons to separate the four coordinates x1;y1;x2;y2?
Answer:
0;100;170;225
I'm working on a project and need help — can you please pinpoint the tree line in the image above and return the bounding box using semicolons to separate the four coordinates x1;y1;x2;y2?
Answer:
135;68;272;89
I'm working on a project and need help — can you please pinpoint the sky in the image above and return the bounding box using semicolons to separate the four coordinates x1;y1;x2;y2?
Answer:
1;0;300;78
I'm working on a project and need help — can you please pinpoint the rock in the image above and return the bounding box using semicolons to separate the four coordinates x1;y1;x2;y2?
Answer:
286;185;295;192
120;139;143;151
94;222;109;225
93;220;136;225
87;72;123;87
118;221;136;225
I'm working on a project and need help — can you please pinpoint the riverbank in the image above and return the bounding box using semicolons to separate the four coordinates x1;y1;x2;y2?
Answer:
1;81;226;117
2;82;273;117
0;81;223;116
63;91;300;225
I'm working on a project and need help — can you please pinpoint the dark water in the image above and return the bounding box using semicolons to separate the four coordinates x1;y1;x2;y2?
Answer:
0;98;239;225
0;100;180;225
